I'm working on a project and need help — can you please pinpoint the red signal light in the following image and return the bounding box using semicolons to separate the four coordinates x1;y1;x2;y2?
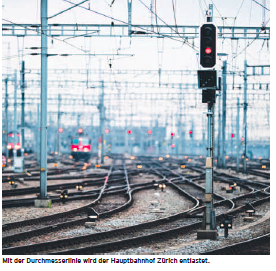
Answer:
58;128;63;133
127;130;131;134
148;130;152;135
241;136;244;141
105;128;110;134
231;133;235;138
189;130;193;135
78;128;83;134
205;47;212;54
171;132;174;137
171;144;175;148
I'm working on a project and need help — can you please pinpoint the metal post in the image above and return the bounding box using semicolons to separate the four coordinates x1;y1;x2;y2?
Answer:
128;0;132;36
125;129;129;154
37;103;40;166
221;60;227;168
204;103;216;230
20;61;25;167
130;102;133;155
217;91;221;166
139;128;143;155
13;71;17;159
231;108;233;157
150;0;154;28
40;0;48;198
56;94;61;161
100;81;104;163
224;225;229;238
236;98;240;173
243;60;247;173
77;114;80;127
5;78;9;158
158;68;161;87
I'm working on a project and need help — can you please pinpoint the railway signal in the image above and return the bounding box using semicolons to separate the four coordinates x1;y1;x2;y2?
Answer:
159;183;166;192
60;189;68;204
9;178;17;188
58;127;63;133
127;130;131;134
200;23;217;68
76;185;83;191
189;130;193;138
220;216;233;238
148;130;152;135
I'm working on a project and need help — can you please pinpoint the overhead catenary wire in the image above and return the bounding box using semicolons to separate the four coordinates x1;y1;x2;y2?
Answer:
61;0;192;46
198;0;207;22
229;31;262;62
230;0;245;86
137;0;198;52
48;0;90;19
232;0;246;27
252;0;270;11
171;0;179;34
226;6;270;67
210;0;228;25
2;53;30;61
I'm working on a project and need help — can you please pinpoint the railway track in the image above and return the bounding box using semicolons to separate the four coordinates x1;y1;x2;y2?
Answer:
2;161;161;248
2;162;117;231
2;157;269;255
7;191;267;255
3;164;270;254
200;233;270;255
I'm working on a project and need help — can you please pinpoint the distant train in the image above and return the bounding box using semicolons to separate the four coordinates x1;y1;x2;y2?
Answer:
70;128;92;161
7;131;21;157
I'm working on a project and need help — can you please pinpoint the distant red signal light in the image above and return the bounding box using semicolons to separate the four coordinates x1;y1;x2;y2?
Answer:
58;128;63;133
231;133;235;138
105;128;110;134
148;130;152;135
241;136;244;141
171;144;175;148
127;130;131;134
205;47;212;54
78;128;83;134
189;130;193;135
171;132;174;137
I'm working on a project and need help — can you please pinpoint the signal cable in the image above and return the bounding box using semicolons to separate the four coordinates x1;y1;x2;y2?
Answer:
137;0;198;51
171;0;179;34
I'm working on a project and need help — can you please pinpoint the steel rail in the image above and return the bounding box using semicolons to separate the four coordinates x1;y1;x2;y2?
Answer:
200;233;270;255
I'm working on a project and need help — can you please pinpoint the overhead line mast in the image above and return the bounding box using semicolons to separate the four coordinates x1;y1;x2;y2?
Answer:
35;0;51;208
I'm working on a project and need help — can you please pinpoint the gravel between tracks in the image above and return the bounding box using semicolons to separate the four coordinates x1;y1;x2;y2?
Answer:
108;203;270;255
2;186;194;249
